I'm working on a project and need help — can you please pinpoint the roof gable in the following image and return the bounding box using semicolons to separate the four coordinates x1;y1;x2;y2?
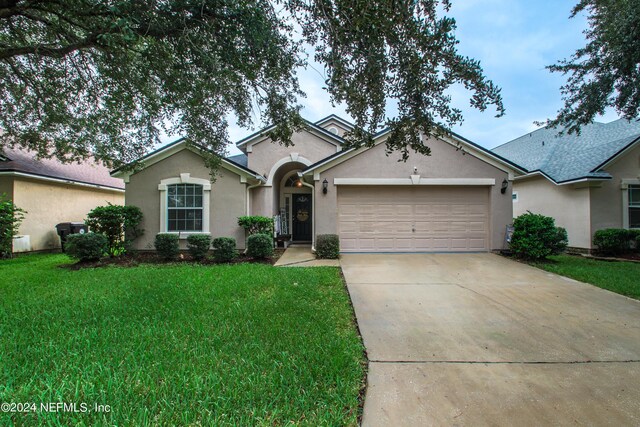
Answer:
111;139;263;183
493;118;640;184
303;129;524;179
236;119;345;151
314;115;355;133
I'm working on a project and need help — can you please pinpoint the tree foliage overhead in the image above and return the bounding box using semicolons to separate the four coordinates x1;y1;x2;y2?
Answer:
546;0;640;134
0;0;504;166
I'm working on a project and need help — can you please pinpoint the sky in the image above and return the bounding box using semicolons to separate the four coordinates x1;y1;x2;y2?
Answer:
207;0;618;156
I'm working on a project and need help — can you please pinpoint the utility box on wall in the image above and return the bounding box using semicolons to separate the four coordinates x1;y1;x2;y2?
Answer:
12;235;31;253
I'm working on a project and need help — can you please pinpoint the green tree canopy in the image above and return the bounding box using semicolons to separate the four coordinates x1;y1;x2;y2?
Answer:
546;0;640;133
0;0;504;166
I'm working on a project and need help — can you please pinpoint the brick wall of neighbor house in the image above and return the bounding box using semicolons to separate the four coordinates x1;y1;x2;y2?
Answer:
246;130;338;177
11;177;124;251
590;143;640;237
125;148;248;250
313;134;513;251
512;176;592;249
0;176;14;200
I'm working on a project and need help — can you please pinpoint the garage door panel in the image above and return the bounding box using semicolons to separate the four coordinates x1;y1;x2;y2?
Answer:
337;186;489;252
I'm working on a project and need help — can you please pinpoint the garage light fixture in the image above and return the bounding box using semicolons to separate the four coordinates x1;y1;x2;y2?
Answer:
501;179;509;194
322;179;329;194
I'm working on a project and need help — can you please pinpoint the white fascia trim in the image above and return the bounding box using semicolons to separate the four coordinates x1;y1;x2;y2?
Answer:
514;171;610;186
333;177;496;186
0;171;125;192
265;155;312;186
158;173;211;233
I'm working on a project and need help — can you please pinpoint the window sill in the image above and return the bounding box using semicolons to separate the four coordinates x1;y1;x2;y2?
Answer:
159;231;210;240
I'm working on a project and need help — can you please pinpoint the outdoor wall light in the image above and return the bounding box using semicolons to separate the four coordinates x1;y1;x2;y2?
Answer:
295;180;303;188
501;179;509;194
322;179;329;194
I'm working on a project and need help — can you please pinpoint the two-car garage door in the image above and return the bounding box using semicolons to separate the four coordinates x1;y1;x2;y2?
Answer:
338;186;489;252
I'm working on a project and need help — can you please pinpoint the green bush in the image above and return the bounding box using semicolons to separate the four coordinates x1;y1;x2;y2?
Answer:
212;237;237;262
593;228;634;255
510;212;568;260
316;234;340;259
187;234;211;261
0;194;26;259
86;204;143;257
238;216;274;236
154;233;180;260
247;233;273;259
65;233;108;261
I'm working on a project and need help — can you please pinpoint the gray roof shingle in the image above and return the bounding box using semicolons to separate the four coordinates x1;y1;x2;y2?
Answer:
0;146;125;189
226;153;248;168
493;119;640;183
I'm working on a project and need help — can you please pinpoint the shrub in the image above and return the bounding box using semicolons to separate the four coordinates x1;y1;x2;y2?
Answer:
154;233;179;260
238;216;274;236
187;234;211;261
593;228;634;255
65;233;108;261
316;234;340;259
0;194;26;259
247;233;273;259
510;212;568;260
86;204;143;257
212;237;237;262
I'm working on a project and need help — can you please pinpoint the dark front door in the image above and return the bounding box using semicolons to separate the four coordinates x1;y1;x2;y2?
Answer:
292;194;312;241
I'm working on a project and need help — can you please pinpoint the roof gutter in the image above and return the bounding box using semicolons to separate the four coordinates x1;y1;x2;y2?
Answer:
0;171;125;192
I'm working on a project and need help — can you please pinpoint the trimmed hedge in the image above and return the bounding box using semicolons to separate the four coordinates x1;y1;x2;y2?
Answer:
316;234;340;259
247;233;273;259
238;216;274;236
212;237;237;262
187;234;211;261
593;228;635;255
65;233;108;261
510;212;568;260
155;233;180;260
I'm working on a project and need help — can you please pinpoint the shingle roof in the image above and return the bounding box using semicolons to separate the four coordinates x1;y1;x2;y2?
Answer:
0;146;125;190
492;119;640;183
226;153;248;167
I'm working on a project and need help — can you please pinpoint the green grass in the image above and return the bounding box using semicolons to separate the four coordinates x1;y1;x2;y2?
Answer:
534;254;640;299
0;254;365;426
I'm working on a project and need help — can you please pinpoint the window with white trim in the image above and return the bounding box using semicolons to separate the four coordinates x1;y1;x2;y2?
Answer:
167;183;204;231
512;191;519;202
630;185;640;228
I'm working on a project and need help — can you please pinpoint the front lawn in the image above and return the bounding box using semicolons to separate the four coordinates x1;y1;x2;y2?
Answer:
0;254;365;426
533;254;640;299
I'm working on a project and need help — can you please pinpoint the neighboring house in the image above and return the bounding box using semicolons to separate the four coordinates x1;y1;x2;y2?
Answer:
0;146;125;252
113;114;524;252
493;119;640;251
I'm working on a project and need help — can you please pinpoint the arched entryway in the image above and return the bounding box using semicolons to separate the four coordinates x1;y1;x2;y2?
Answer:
278;170;312;242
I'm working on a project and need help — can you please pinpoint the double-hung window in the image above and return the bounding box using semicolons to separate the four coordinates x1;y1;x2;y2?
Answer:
630;185;640;229
167;184;203;232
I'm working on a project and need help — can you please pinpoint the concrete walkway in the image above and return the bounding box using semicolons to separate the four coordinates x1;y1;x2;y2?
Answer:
273;245;340;267
341;253;640;426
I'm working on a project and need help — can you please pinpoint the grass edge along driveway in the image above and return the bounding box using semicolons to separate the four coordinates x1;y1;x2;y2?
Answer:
0;254;366;426
533;254;640;300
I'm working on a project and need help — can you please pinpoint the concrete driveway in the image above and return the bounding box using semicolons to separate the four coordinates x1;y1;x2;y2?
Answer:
341;253;640;426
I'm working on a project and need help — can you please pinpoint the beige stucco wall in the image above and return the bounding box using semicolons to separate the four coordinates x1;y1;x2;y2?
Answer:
512;176;592;249
313;135;513;251
125;148;248;250
11;177;124;251
590;143;640;236
246;130;339;177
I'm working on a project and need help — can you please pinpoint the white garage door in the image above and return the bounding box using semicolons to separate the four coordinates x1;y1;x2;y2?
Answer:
338;186;489;252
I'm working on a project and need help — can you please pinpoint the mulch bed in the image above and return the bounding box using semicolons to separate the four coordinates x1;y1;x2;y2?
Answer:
61;249;285;270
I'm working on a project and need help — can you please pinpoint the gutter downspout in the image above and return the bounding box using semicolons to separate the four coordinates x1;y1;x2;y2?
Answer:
246;181;262;216
298;172;315;252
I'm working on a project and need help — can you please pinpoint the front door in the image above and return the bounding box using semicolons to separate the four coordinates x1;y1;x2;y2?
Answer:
292;194;312;241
